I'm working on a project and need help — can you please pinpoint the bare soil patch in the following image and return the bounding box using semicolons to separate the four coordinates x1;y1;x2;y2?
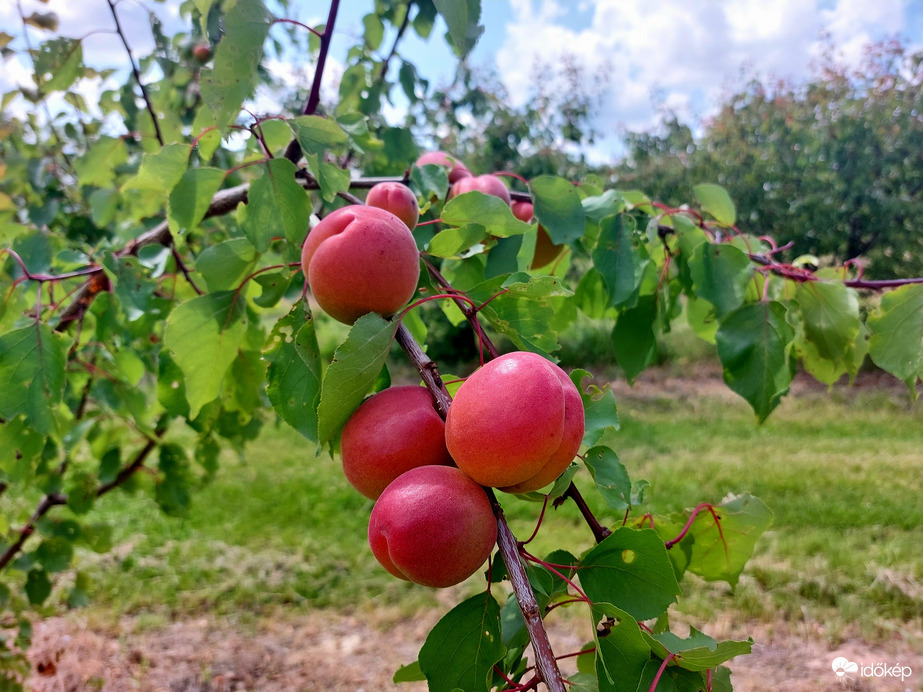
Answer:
28;610;923;691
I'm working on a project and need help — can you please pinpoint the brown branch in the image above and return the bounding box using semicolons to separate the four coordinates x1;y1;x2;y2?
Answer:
0;434;162;574
748;251;923;289
171;246;204;296
283;0;341;163
106;0;164;147
392;322;565;691
556;484;611;543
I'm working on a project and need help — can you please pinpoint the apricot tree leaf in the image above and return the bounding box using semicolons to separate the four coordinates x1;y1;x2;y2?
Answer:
867;282;923;392
419;591;503;692
168;167;224;235
442;192;531;238
163;291;248;418
590;603;650;692
317;314;399;443
530;175;585;244
593;214;644;309
693;183;736;226
241;158;311;250
0;323;71;435
689;243;753;318
264;302;322;442
580;527;680;621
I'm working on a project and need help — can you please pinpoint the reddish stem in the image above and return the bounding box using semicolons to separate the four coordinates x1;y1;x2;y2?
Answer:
273;17;323;39
648;654;676;692
664;503;727;562
520;495;550;546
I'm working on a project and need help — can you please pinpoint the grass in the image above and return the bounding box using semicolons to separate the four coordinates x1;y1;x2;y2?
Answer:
65;375;921;646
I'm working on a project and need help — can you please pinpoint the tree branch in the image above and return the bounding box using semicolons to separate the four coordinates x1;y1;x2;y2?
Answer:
106;0;164;147
556;484;611;543
283;0;340;163
393;322;565;691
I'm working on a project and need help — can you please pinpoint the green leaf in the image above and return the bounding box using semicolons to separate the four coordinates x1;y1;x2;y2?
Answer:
426;224;488;258
25;568;52;606
612;295;658;383
316;314;399;443
795;281;861;366
411;163;449;204
715;301;795;421
264;302;322;442
196;238;257;291
101;254;157;321
442;192;531;238
669;494;773;586
593;214;643;309
66;470;96;515
121;143;190;193
580;527;681;621
693;183;736;226
34;537;73;573
471;275;562;358
168;167;225;235
0;416;44;481
67;571;92;609
530;175;586;244
362;12;384;49
591;603;651;692
0;324;71;435
644;627;753;672
571;369;620;445
200;0;271;129
304;153;351;203
583;446;632;512
163;290;248;419
393;661;425;683
419;591;504;692
73;136;128;188
156;444;192;517
689;243;753;318
34;37;84;93
157;351;189;418
241;158;310;251
867;283;923;391
253;271;292;308
290;115;348;155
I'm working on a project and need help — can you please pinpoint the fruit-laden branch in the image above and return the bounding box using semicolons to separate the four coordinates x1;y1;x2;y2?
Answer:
394;323;567;692
0;434;161;573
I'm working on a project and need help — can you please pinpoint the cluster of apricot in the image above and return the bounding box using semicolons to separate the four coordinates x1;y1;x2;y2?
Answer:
300;153;584;588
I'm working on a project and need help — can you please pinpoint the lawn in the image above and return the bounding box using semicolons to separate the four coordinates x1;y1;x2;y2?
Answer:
67;369;922;653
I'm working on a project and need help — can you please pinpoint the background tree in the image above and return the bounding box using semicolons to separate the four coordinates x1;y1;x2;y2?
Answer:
614;39;923;278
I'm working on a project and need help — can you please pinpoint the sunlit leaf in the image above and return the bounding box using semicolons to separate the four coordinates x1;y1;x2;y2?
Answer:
693;183;736;226
241;158;311;251
867;283;923;392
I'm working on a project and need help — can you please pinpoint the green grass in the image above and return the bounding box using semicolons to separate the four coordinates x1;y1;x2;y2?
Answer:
69;380;921;644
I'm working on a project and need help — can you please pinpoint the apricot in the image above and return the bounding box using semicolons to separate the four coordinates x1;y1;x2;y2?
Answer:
415;150;472;183
448;174;512;206
301;205;420;324
368;465;497;588
341;386;453;500
511;200;565;269
365;182;419;230
445;352;584;492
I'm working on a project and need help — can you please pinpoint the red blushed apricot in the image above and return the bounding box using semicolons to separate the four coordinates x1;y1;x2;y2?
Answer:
445;352;568;488
500;366;584;494
415;151;472;183
511;200;565;269
341;386;453;500
365;182;420;230
368;466;497;588
448;174;512;206
301;206;420;324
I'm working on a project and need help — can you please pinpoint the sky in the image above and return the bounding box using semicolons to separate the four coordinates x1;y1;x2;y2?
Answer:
2;0;921;163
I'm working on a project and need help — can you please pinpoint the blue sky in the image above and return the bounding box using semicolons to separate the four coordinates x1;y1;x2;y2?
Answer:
3;0;921;163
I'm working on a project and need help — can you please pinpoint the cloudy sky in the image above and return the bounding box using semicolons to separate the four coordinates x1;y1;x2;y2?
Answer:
3;0;921;162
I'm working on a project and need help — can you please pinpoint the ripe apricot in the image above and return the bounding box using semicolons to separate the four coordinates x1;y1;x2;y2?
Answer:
511;200;565;269
301;205;420;324
341;386;452;500
365;182;420;230
368;465;497;588
445;352;584;492
415;150;472;183
448;174;512;206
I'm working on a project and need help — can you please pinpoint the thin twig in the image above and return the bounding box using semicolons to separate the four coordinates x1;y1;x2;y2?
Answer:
106;0;164;146
283;0;341;163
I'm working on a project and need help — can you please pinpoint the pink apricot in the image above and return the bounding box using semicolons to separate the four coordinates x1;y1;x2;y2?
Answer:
341;386;452;500
448;174;512;206
415;151;472;183
366;182;420;230
368;465;497;588
301;205;420;324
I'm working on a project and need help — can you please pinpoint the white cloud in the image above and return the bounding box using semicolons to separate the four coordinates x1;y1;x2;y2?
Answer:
497;0;916;162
